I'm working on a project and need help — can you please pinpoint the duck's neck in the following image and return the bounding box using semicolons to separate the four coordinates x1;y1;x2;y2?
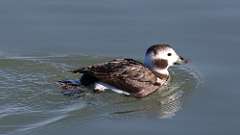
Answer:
144;63;169;80
152;68;169;80
144;55;169;80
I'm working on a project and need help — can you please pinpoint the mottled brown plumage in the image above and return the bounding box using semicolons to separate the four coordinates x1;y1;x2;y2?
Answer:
67;43;187;98
72;58;168;97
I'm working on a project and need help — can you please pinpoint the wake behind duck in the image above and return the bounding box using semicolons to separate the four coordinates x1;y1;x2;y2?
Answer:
58;43;188;98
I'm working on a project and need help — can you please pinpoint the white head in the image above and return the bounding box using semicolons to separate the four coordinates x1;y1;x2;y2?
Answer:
144;43;187;76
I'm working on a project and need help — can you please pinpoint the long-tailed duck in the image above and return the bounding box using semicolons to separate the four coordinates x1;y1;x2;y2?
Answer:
59;43;187;98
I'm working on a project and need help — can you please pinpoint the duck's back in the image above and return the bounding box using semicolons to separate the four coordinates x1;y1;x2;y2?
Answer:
72;58;163;97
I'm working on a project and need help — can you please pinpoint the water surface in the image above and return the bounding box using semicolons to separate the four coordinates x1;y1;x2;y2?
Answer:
0;0;240;135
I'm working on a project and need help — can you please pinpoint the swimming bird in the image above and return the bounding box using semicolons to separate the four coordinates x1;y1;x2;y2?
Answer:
59;43;187;98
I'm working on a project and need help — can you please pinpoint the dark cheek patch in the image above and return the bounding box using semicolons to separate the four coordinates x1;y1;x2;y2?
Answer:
153;59;168;69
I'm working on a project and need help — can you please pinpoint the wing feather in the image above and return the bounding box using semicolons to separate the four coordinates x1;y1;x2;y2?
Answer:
72;58;161;95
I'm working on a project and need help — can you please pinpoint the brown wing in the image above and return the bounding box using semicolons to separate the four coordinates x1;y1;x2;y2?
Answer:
73;59;161;97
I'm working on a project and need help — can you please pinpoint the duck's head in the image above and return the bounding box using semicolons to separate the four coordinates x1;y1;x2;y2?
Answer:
144;43;188;76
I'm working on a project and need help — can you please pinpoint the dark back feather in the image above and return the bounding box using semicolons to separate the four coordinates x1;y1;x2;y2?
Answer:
72;58;165;97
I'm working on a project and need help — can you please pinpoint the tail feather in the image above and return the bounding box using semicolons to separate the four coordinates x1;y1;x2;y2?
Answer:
56;65;98;96
57;80;81;86
56;79;85;96
71;67;88;74
80;74;98;86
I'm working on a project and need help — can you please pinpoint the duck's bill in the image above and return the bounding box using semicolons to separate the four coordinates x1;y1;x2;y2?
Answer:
174;56;188;65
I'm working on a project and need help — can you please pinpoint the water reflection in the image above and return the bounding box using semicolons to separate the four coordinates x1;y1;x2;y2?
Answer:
97;67;200;119
107;89;184;119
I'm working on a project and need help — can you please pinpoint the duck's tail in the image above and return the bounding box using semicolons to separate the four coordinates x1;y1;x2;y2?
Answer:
56;79;83;96
56;67;97;95
70;67;89;74
57;79;81;86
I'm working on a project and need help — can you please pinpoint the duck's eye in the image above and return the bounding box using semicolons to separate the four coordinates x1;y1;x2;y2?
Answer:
167;53;172;56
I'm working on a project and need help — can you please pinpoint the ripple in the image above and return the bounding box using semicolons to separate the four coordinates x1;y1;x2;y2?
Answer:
15;115;67;133
0;55;201;134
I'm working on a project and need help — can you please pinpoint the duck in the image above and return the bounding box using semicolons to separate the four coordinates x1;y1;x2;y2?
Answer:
58;43;187;98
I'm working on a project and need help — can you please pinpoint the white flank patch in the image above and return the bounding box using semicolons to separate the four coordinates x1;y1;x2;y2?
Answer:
94;82;130;96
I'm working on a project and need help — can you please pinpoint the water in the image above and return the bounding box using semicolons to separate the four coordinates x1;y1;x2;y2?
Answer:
0;0;240;135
